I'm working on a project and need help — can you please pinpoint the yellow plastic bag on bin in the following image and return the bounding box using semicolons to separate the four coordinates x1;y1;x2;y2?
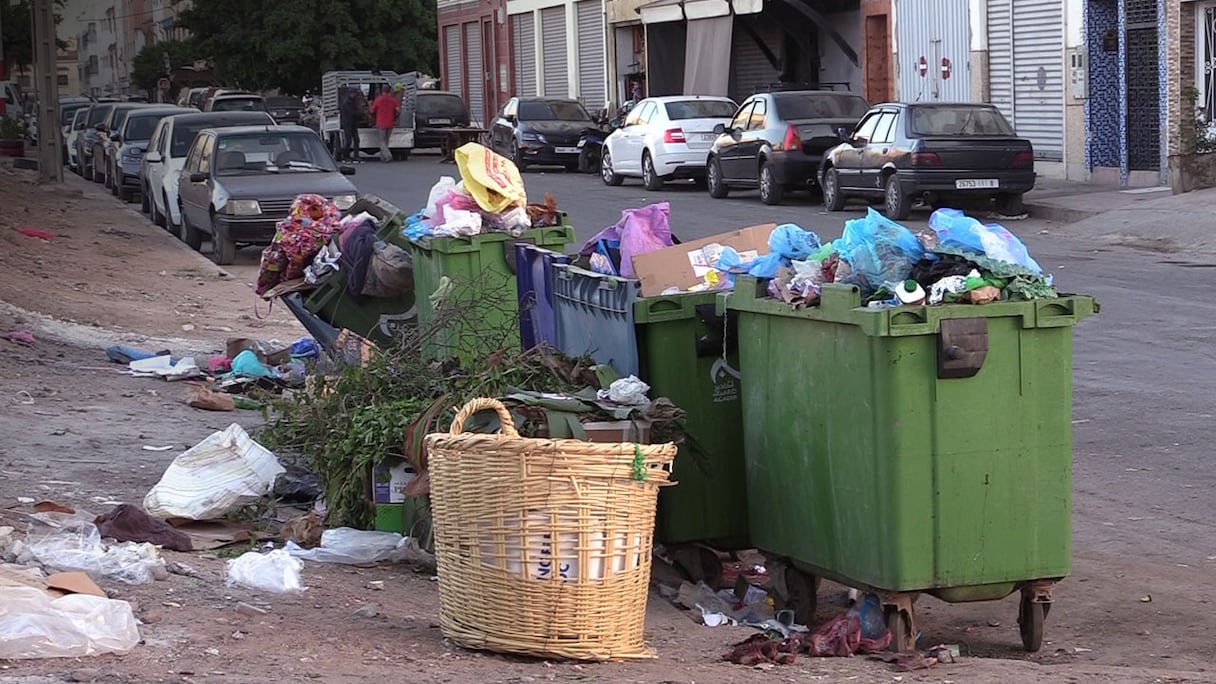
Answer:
454;142;528;214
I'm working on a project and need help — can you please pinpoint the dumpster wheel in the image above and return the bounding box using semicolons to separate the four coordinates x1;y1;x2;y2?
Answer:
774;566;819;627
1018;594;1045;653
670;545;724;588
884;604;914;652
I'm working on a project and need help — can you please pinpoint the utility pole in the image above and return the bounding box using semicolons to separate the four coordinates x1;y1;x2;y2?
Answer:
32;0;61;183
0;3;7;118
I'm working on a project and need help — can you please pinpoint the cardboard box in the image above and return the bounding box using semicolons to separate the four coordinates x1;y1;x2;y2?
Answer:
631;223;776;297
372;460;417;504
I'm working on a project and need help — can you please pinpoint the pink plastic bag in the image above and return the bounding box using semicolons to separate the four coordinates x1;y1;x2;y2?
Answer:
579;203;673;277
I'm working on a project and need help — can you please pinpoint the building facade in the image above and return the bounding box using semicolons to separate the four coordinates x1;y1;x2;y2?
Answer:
438;0;511;127
502;0;610;116
1167;1;1213;158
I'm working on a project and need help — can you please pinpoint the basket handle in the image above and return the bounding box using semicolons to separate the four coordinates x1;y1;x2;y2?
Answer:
448;398;519;437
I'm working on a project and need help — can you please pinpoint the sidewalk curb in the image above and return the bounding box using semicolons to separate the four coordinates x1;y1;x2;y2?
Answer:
1025;201;1102;224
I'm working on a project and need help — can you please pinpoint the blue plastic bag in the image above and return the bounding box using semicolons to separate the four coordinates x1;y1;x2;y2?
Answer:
716;224;821;284
833;208;925;296
768;224;821;261
402;211;431;240
929;208;1041;274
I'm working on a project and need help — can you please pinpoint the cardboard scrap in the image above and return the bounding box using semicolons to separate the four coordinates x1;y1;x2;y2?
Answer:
46;571;106;598
631;223;776;297
0;563;48;590
32;501;75;514
167;519;256;550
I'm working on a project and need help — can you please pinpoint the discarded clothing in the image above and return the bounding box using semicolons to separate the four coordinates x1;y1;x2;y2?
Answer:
1;330;35;346
341;223;377;296
304;240;342;285
95;504;192;552
361;241;413;298
106;345;169;364
229;350;277;380
255;194;342;296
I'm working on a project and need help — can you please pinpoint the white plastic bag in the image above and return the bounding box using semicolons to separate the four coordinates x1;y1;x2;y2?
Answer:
423;176;458;218
22;520;165;585
285;528;408;565
0;586;140;659
597;375;651;406
226;549;306;594
434;205;483;237
144;424;285;521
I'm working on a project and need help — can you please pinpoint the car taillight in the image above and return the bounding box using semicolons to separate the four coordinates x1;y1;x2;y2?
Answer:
1011;151;1034;168
782;125;802;152
912;152;942;167
663;128;686;144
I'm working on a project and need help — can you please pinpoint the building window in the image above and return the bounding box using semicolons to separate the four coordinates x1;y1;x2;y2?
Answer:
1199;2;1216;122
57;74;69;86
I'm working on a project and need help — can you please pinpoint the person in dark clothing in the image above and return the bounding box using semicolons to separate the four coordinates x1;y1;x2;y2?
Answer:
338;87;361;162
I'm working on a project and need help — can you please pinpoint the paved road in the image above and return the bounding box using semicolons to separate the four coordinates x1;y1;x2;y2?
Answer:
348;157;1216;570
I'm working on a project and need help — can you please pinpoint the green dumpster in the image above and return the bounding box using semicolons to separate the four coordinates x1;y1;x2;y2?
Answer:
727;278;1097;651
635;292;749;581
410;221;574;362
303;196;417;346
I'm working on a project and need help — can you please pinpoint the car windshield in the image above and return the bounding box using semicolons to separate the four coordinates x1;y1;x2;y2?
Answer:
519;100;591;122
909;106;1015;136
123;114;166;141
213;98;263;112
61;104;87;126
87;106;111;126
214;132;337;176
417;94;467;118
664;99;736;120
72;109;87;129
171;117;272;156
774;93;870;120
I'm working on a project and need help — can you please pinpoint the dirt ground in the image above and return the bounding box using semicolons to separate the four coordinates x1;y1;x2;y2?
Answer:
0;165;1212;684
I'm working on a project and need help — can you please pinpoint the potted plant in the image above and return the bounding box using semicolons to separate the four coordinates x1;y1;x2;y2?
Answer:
0;116;27;157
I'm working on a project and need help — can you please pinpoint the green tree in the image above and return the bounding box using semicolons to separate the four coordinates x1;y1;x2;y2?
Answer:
176;0;437;95
131;38;203;95
2;0;67;73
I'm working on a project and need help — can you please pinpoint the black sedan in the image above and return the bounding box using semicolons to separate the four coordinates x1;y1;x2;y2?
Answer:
177;125;357;265
820;102;1035;220
706;90;870;205
489;97;602;171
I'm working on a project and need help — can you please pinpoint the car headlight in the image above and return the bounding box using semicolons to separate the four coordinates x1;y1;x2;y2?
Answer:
122;148;142;161
224;200;262;216
520;132;542;143
333;194;357;211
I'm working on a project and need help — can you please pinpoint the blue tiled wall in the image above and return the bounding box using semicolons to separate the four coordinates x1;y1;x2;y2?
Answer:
1086;0;1120;169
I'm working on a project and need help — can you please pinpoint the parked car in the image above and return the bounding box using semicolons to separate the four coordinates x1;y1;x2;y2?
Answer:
489;97;598;171
106;106;192;202
204;90;267;113
0;80;27;118
91;102;151;184
59;96;92;165
77;102;115;178
142;110;276;232
66;108;89;171
265;95;303;124
820;102;1035;219
414;90;470;148
705;90;870;205
177;124;357;265
178;87;209;109
600;95;737;190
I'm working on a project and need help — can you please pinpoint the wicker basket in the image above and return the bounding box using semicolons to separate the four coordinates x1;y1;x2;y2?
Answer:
424;398;677;661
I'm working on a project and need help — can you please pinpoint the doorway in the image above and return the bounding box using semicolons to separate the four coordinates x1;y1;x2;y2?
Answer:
864;13;891;102
1124;0;1160;171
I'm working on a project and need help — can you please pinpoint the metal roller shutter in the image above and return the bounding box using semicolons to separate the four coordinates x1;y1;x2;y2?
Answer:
512;14;537;97
465;22;485;125
445;25;463;100
894;0;970;102
576;1;606;112
730;20;781;103
988;0;1064;160
541;6;568;97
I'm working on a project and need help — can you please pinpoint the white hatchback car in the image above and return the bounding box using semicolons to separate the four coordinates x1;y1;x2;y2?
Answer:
600;95;737;190
142;110;275;231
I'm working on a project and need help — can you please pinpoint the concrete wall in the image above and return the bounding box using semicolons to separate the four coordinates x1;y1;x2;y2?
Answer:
821;9;862;93
1062;0;1086;181
860;0;893;103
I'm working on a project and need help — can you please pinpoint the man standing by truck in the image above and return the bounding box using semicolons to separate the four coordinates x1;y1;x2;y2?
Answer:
338;86;361;162
369;84;400;162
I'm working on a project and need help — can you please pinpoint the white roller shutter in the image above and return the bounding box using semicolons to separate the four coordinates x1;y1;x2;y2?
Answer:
730;21;782;103
541;6;568;97
445;25;463;100
465;22;485;126
987;0;1064;160
576;1;606;112
512;13;537;97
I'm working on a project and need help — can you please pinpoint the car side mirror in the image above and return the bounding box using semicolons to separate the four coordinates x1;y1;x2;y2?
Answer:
95;123;106;132
339;165;356;176
713;123;725;135
729;127;742;140
145;152;162;163
850;136;865;147
111;134;121;144
505;114;516;124
189;172;207;183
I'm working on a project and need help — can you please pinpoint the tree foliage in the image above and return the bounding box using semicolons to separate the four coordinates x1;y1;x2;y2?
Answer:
176;0;437;95
1;0;67;73
132;38;204;96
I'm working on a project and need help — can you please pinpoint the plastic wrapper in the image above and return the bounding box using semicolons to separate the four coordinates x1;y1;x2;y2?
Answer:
579;203;673;278
597;375;650;406
0;587;140;659
143;424;285;521
285;528;409;565
226;549;306;594
423;176;457;218
429;188;482;228
434;206;483;237
454;142;527;213
929;208;1042;274
22;520;165;585
832;208;925;296
768;224;821;261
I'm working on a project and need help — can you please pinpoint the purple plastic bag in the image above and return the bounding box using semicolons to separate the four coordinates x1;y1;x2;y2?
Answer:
579;202;673;277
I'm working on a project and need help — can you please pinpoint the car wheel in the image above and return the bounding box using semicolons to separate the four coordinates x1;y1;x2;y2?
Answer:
642;151;664;191
601;149;623;186
210;219;236;265
883;174;911;221
180;207;203;251
510;140;528;172
707;157;730;199
140;185;151;214
153;191;168;229
759;161;784;205
822;167;845;211
995;192;1025;216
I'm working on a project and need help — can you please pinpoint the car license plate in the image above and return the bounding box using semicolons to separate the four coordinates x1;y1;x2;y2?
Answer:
956;179;999;189
430;118;452;125
700;133;717;142
555;146;579;154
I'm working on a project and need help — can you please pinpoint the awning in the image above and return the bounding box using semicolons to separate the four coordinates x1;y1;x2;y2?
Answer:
639;0;763;25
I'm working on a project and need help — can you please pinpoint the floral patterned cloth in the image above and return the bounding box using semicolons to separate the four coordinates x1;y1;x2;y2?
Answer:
256;194;343;296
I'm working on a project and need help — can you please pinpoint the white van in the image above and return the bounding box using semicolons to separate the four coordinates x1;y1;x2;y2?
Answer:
0;81;27;118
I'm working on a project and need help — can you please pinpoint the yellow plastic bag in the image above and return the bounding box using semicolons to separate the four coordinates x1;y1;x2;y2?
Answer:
454;142;527;214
